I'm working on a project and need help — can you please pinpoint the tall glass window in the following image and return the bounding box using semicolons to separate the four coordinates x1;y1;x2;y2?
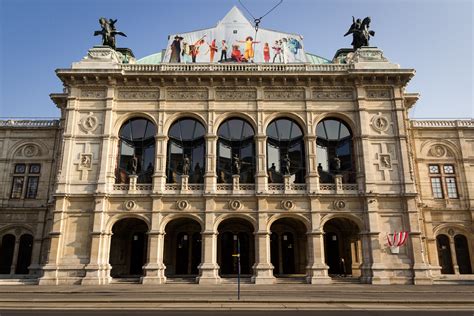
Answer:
167;118;206;183
266;118;306;183
116;118;156;184
316;118;354;183
217;118;255;183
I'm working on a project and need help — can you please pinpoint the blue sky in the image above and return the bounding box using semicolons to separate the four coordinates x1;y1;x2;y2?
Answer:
0;0;472;118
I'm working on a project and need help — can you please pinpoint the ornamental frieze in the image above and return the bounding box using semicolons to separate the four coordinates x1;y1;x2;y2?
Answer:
215;89;256;101
117;90;160;100
167;89;208;101
80;89;106;99
264;89;305;100
312;89;353;100
366;89;391;99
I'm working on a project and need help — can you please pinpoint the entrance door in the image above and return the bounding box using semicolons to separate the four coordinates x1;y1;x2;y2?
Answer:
281;232;295;274
454;235;472;274
129;232;146;275
325;232;343;274
436;234;454;274
0;234;15;274
15;234;33;274
175;232;190;274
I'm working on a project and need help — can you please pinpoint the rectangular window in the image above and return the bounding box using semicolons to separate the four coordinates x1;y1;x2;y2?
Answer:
445;177;458;198
443;164;455;174
11;177;24;199
430;177;443;199
14;164;26;174
25;177;39;199
29;164;41;174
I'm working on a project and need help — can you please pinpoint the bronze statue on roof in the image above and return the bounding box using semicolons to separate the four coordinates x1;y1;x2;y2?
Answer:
94;18;127;49
344;16;375;50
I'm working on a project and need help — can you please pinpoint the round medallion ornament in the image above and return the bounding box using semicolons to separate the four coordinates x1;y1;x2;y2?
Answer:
447;228;455;236
334;200;346;210
371;114;389;133
177;200;189;210
430;145;446;157
229;200;242;210
80;112;99;133
281;200;294;210
23;144;39;157
124;200;136;211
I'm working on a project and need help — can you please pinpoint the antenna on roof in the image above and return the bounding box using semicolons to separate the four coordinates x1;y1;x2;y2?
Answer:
238;0;283;33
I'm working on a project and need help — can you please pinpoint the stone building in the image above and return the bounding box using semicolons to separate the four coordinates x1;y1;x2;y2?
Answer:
0;7;472;285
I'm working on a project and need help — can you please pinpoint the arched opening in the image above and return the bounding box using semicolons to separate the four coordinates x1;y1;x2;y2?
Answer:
15;234;33;274
164;218;202;278
316;118;355;183
323;218;361;277
270;218;307;276
217;218;255;277
167;118;206;184
0;234;15;274
116;118;156;184
109;218;148;278
436;234;454;274
217;118;255;184
266;118;306;183
454;235;472;274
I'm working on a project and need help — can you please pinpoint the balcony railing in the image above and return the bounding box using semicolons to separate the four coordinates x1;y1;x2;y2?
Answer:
122;63;353;73
411;119;473;128
0;119;60;128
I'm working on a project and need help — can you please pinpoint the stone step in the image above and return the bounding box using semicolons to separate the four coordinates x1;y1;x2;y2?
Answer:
0;278;38;285
220;277;253;284
166;277;197;284
275;276;307;284
110;277;141;284
330;277;360;284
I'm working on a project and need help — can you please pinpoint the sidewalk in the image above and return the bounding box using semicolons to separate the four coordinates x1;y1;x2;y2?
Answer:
0;284;473;311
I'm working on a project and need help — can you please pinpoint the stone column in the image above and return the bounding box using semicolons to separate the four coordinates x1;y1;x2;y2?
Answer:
153;134;168;194
306;210;330;284
449;238;459;274
29;209;47;276
204;134;217;194
363;198;386;284
10;238;20;274
255;134;268;193
198;213;220;284
82;195;111;285
252;213;275;284
142;203;166;284
304;134;319;193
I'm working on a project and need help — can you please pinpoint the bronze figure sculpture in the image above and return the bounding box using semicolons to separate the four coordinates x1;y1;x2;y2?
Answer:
344;16;375;50
94;17;127;49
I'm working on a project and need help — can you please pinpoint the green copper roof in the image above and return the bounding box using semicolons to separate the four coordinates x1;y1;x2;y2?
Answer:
137;51;331;65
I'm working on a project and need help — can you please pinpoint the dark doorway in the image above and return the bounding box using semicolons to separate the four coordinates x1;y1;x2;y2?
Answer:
436;234;454;274
0;234;15;274
270;218;307;276
218;218;254;276
15;234;33;274
454;235;472;274
109;218;148;278
323;218;361;277
164;218;202;277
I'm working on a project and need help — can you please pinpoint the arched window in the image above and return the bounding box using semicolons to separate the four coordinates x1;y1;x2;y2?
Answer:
266;118;306;183
116;118;156;184
316;118;354;183
167;118;206;183
217;118;255;184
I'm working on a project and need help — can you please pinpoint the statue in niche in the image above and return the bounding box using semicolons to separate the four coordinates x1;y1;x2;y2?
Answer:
344;16;375;50
129;154;138;175
182;155;190;176
233;154;241;175
94;17;127;49
333;156;341;174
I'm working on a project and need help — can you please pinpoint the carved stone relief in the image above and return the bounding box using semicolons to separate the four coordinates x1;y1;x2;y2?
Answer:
427;144;452;158
22;144;40;157
366;89;391;99
176;200;189;210
312;89;353;100
79;153;92;170
264;89;305;100
118;90;160;100
167;89;208;100
370;113;390;133
124;200;136;211
80;89;106;99
334;200;346;210
281;199;294;210
229;200;242;210
79;112;99;134
379;154;392;169
216;89;256;100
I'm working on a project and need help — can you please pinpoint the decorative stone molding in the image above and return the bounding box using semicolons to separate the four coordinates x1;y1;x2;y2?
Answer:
366;89;391;99
264;89;305;100
117;90;160;100
167;89;208;100
428;145;447;158
280;199;294;210
333;200;346;210
215;89;256;100
312;89;353;100
228;200;242;211
176;200;189;210
23;144;40;157
80;89;106;99
370;113;390;133
124;200;136;211
351;47;388;63
79;153;92;170
79;112;99;133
